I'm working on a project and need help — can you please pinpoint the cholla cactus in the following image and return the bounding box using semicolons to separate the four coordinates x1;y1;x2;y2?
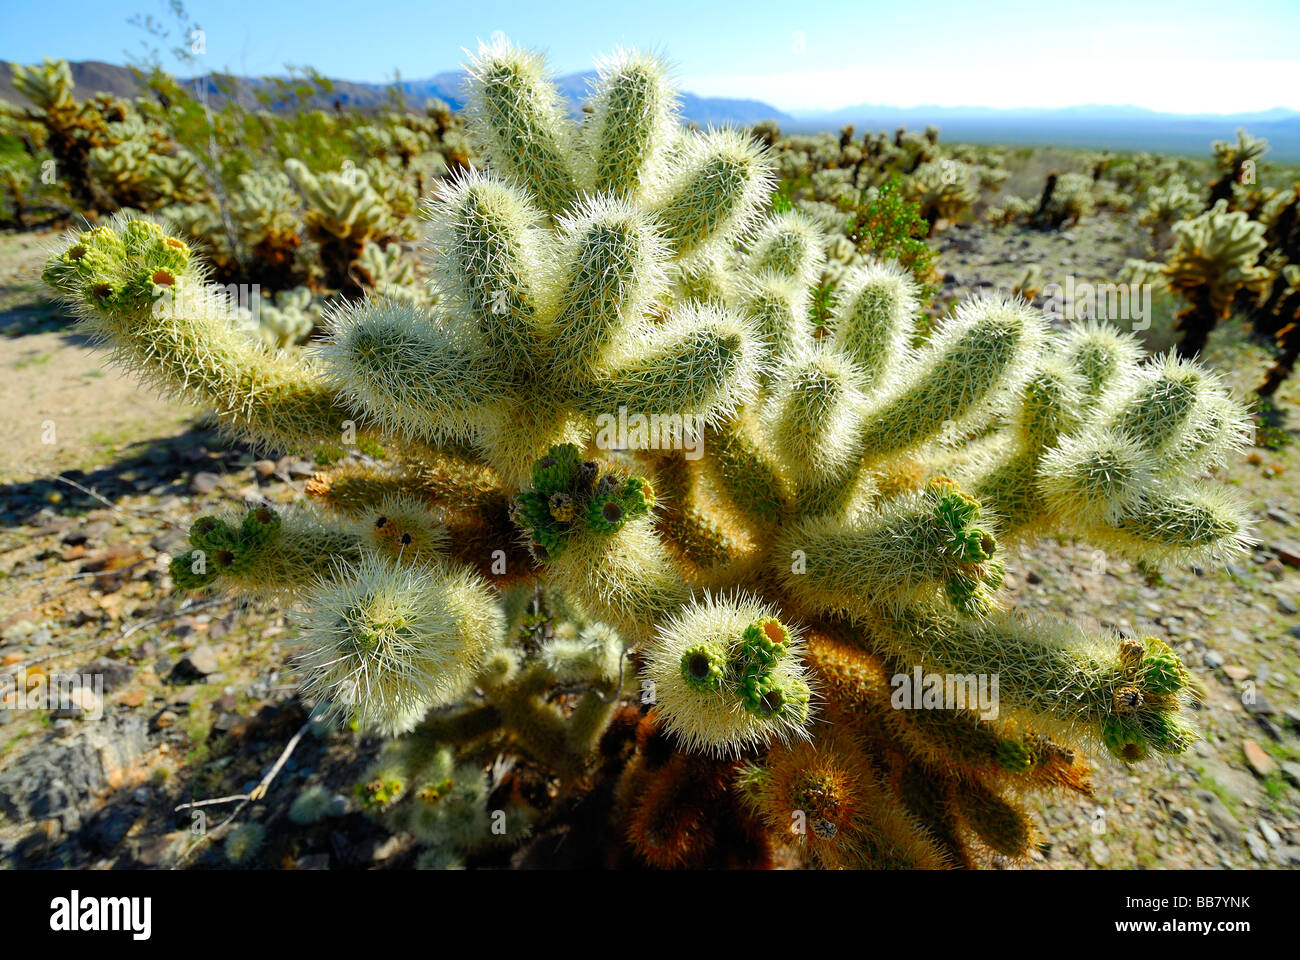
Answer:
1031;171;1096;229
906;159;977;226
1209;129;1267;208
4;58;114;211
41;38;1257;870
985;194;1034;227
250;286;316;348
1139;177;1203;253
1163;199;1270;357
284;158;406;297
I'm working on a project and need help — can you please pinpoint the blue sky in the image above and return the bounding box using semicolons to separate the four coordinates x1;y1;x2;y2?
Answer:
3;0;1299;112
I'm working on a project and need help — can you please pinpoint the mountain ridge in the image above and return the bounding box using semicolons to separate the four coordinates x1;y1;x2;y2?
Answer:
2;60;1297;159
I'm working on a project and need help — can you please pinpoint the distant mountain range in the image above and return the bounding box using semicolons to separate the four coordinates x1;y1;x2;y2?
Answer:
3;60;1298;161
785;103;1300;161
0;59;792;128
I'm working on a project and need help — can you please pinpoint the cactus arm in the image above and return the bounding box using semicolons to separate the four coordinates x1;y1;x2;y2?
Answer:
864;605;1198;763
575;301;762;424
651;128;774;258
854;296;1046;464
321;296;502;443
171;505;362;600
579;49;677;201
549;195;669;372
43;217;345;450
422;171;555;369
776;479;1003;616
464;39;580;217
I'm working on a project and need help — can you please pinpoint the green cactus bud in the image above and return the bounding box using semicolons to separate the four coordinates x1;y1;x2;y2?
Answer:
680;641;727;692
641;592;813;755
1138;648;1186;695
1101;714;1148;763
995;738;1037;773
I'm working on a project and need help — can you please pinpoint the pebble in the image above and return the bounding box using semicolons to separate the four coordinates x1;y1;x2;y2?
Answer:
1203;651;1224;669
1279;595;1299;615
181;644;219;677
1246;832;1270;862
1193;789;1239;838
190;472;222;494
1089;838;1111;866
1273;541;1300;567
1243;740;1278;778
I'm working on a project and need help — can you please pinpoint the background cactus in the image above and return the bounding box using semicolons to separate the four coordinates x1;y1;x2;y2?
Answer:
38;37;1260;870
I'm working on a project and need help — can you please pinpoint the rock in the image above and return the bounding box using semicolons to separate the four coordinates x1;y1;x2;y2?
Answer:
1246;832;1270;862
190;472;222;495
296;853;330;870
178;644;219;678
82;657;134;694
1223;665;1251;682
1243;693;1277;717
212;712;243;733
372;835;403;862
1266;507;1293;525
1273;541;1300;567
150;710;177;731
1203;651;1224;669
3;619;38;642
81;803;140;855
1278;846;1300;867
1226;562;1252;579
53;684;102;718
0;715;148;832
1285;708;1300;729
1280;761;1300;788
1243;740;1278;778
149;531;189;556
1279;595;1299;615
1259;821;1282;848
252;459;276;478
1089;838;1111;866
1193;789;1239;839
1256;717;1284;741
136;831;187;868
1026;570;1042;585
